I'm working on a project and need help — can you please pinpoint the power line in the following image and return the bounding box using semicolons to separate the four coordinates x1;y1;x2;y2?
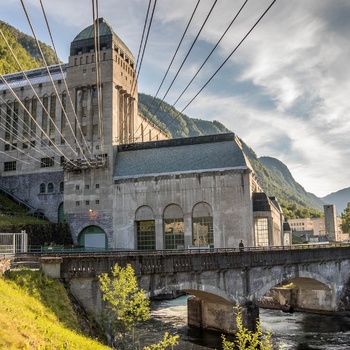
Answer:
133;0;201;137
39;0;94;157
145;0;250;137
20;0;92;165
152;0;278;139
140;0;218;138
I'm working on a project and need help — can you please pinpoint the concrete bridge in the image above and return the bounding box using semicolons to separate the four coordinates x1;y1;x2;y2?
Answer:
36;244;350;333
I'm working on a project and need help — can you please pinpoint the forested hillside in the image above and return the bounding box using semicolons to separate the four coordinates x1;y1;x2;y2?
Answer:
138;93;230;138
0;21;58;74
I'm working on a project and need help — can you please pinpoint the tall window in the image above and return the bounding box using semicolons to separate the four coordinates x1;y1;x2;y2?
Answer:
192;202;214;247
254;217;269;246
164;204;184;250
137;221;155;250
49;94;56;140
31;97;37;139
23;98;30;140
136;206;155;250
39;183;46;193
5;102;11;142
42;94;48;138
61;91;67;144
47;182;54;193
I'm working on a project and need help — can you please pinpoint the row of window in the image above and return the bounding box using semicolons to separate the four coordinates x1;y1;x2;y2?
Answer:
1;92;67;150
39;182;64;194
136;217;214;250
3;157;57;172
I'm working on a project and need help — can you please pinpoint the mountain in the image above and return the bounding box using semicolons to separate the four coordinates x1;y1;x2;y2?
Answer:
322;188;350;215
0;21;333;213
0;21;58;74
138;93;230;138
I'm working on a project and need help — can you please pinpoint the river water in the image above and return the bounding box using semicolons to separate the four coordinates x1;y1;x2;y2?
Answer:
138;295;350;350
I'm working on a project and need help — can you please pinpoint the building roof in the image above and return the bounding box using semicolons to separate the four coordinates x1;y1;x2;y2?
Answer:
71;18;134;61
113;133;251;180
73;18;113;41
0;64;67;91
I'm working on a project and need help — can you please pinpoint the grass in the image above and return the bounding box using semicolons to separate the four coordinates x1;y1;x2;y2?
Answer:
0;269;110;349
0;192;48;227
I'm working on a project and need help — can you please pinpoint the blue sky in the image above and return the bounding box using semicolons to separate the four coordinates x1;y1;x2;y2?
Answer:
2;0;350;198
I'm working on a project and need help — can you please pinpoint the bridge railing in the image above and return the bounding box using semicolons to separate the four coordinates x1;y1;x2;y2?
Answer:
18;241;350;258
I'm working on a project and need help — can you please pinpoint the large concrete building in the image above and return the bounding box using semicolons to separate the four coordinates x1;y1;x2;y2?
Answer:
0;18;286;250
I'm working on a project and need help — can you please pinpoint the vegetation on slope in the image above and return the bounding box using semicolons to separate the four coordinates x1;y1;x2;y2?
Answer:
138;93;230;138
0;269;108;349
0;21;58;75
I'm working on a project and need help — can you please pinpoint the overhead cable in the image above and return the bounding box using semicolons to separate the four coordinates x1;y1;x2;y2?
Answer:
152;0;278;139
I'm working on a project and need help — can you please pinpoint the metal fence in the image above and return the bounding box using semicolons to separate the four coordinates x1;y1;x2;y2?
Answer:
0;231;28;257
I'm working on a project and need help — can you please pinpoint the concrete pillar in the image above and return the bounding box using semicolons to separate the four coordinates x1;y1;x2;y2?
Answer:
39;257;63;279
187;297;259;334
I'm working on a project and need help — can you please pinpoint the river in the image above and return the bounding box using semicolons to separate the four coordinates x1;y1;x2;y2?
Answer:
138;295;350;350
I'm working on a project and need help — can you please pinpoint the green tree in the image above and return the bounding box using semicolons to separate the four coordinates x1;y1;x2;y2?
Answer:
98;263;178;350
99;263;151;348
341;202;350;234
222;307;277;350
143;332;179;350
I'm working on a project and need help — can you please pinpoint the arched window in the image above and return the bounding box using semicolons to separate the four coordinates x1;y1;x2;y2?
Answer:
163;204;184;250
59;182;64;193
192;202;214;248
39;183;46;193
47;182;54;193
135;206;155;250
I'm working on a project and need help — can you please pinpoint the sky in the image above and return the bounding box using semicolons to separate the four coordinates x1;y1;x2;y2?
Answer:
2;0;350;198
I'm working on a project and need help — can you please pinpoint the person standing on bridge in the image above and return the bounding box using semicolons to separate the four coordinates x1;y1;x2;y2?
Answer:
239;240;244;252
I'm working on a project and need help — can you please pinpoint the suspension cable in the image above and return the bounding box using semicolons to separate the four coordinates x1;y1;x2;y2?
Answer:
143;0;250;140
38;0;94;158
151;0;278;140
133;0;201;138
20;0;92;165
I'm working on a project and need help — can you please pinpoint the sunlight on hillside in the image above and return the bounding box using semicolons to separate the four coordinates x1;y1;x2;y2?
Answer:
0;270;109;350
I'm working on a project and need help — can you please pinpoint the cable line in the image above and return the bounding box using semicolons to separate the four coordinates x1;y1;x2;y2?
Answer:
0;29;77;162
141;0;218;138
0;73;76;166
39;0;94;157
20;0;92;165
133;0;201;138
130;0;153;96
144;0;249;139
152;0;278;139
0;100;65;161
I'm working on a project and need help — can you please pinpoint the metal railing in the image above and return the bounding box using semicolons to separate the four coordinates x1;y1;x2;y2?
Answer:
18;241;350;258
0;231;28;258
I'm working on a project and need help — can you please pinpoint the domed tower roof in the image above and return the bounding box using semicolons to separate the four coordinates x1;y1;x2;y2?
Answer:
70;18;134;61
72;18;113;42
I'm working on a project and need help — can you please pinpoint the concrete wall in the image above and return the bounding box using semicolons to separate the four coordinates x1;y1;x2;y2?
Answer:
113;170;255;249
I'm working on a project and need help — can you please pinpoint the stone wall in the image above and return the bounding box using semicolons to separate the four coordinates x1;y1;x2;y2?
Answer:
0;259;10;275
0;171;64;222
